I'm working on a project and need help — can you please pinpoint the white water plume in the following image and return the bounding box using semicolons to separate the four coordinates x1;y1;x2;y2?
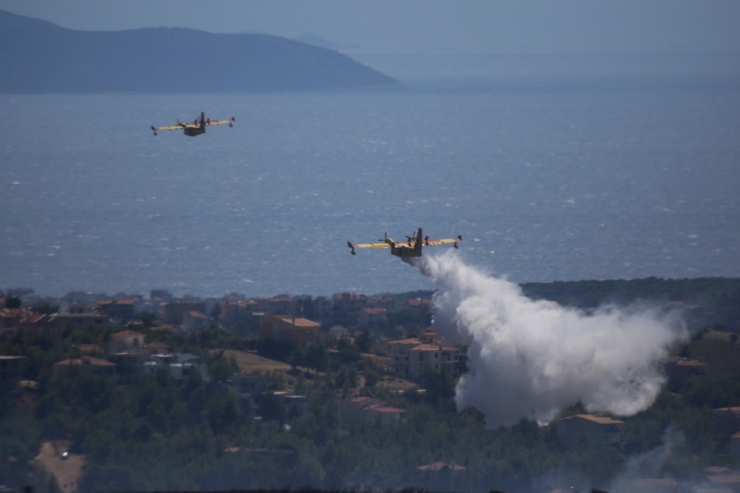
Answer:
417;252;687;428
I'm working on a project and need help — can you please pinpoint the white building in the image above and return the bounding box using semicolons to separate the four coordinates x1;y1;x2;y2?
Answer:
141;353;209;381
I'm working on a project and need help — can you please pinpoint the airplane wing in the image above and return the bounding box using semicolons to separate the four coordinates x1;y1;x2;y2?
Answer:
424;235;463;247
347;240;391;255
206;117;235;127
351;242;391;250
152;124;185;132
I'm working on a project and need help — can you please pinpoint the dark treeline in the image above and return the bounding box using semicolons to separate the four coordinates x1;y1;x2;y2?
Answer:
521;277;740;331
382;277;740;331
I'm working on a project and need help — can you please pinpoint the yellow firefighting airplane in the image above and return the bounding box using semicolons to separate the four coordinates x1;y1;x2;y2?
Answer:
151;112;235;137
348;228;462;258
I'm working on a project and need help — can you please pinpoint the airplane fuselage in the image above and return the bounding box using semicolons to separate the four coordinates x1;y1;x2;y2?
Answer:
183;126;206;137
389;241;422;257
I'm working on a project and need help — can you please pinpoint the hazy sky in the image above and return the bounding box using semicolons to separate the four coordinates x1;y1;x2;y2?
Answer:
2;0;740;54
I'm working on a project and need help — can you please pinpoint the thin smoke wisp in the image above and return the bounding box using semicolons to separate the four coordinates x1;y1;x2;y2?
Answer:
417;252;687;428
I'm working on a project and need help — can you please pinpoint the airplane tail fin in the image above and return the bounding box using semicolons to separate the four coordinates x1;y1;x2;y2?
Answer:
415;228;423;253
200;112;205;127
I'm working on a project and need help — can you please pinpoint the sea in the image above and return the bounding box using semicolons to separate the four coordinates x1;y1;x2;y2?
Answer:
2;53;739;298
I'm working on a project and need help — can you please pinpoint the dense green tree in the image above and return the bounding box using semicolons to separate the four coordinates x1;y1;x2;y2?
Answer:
355;328;372;352
4;295;22;308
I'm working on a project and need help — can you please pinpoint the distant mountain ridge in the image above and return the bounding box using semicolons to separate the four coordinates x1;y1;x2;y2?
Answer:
0;10;402;93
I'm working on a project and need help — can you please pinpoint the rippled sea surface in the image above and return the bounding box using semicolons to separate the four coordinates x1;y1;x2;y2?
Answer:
1;77;739;297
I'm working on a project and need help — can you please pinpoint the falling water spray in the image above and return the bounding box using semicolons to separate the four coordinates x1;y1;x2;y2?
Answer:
416;251;687;428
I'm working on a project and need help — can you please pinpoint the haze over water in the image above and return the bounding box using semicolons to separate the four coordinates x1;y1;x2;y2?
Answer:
2;69;739;297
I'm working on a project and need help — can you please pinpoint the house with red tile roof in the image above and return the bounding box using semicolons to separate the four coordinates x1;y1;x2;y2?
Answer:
0;308;26;339
388;329;466;377
97;299;137;321
553;414;624;447
107;329;146;353
731;432;740;459
57;311;110;330
706;473;740;489
165;301;206;325
338;396;405;424
220;300;259;320
148;342;170;354
261;297;296;315
76;344;103;354
409;343;464;376
416;460;467;491
404;297;432;315
53;357;116;377
358;307;387;327
713;406;740;434
666;357;708;388
417;461;466;473
338;396;385;423
259;315;320;348
18;313;61;340
333;292;370;313
365;405;406;423
183;311;209;332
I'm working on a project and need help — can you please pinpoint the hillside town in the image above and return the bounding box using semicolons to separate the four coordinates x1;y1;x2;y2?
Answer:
1;283;740;493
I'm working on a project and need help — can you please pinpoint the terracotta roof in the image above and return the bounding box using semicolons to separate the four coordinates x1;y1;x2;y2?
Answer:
148;342;170;349
112;329;145;339
1;308;26;317
574;414;624;425
274;315;319;327
704;467;732;474
187;311;208;318
366;406;406;414
708;475;740;484
411;344;457;352
675;359;707;367
406;298;431;306
417;461;466;472
55;357;116;367
349;397;382;408
77;344;103;353
388;338;422;346
115;299;136;306
714;406;740;413
362;308;387;314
